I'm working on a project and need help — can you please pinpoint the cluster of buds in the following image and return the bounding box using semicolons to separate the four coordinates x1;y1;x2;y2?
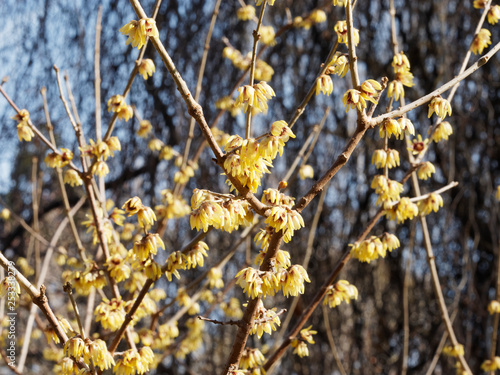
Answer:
155;189;191;220
119;18;159;49
240;347;265;370
223;46;274;81
350;232;400;263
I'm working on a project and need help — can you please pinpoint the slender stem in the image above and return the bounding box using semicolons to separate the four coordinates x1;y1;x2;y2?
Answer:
245;0;267;139
346;0;360;89
181;0;221;167
322;305;348;375
64;283;86;340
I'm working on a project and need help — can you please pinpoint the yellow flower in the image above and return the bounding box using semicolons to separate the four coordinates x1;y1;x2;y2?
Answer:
95;298;126;331
409;134;428;155
326;52;349;77
106;255;131;283
107;94;126;113
185;241;209;269
392;51;410;73
473;0;488;8
117;105;133;121
260;25;276;46
431;121;453;142
264;206;304;242
17;122;35;142
237;5;256;21
442;344;464;358
119;18;159;49
488;300;500;314
386;149;400;169
418;193;443;216
250;300;281;338
64;336;85;359
45;148;73;169
133;233;164;261
316;74;333;96
417;161;435;180
0;277;20;298
282;264;310;297
334;20;359;46
235;267;263;299
11;109;30;123
470;28;491;55
379;118;402;139
380;232;400;252
291;340;310;358
488;5;500;24
137;206;157;228
299;164;314;180
208;267;224;289
91;160;109;177
190;200;225;232
123;196;142;215
63;170;83;187
392;197;419;223
85;339;115;370
360;79;382;104
428;96;452;119
323;280;358;308
107;136;122;155
387;80;405;101
138;59;155;80
240;348;265;370
343;89;366;113
1;208;10;220
148;138;164;151
350;236;386;263
137;120;153;137
397;117;415;139
481;357;500;372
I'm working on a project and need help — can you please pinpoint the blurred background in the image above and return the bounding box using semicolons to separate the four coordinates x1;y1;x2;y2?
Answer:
0;0;499;374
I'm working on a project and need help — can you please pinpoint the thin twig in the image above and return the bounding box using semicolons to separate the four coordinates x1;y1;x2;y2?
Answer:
322;304;348;375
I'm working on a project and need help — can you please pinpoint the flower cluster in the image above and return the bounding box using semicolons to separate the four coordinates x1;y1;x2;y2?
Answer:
190;190;253;232
107;94;133;121
119;18;159;49
323;280;358;308
12;109;34;142
122;196;157;229
113;347;155;375
471;28;491;55
94;298;126;331
293;9;327;29
45;148;73;169
388;51;414;101
138;59;155;80
431;121;453;142
442;344;465;358
350;233;400;263
384;197;419;223
223;46;274;81
155;189;191;220
237;5;255;21
342;89;367;113
428;95;452;120
325;52;349;78
240;347;265;370
221;121;295;193
371;149;400;169
371;174;404;206
62;260;107;296
291;325;317;358
235;81;275;113
85;339;115;370
250;299;281;338
481;357;500;372
264;205;304;243
418;193;443;216
215;96;242;117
